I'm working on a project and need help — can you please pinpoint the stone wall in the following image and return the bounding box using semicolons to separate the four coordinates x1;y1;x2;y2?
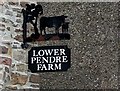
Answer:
0;2;40;90
0;2;119;90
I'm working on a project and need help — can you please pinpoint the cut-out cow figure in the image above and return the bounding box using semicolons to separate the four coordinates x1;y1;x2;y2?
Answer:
40;15;68;35
62;22;69;33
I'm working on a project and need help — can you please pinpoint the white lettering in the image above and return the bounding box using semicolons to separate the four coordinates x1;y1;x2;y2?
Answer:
54;63;61;70
49;56;55;63
31;57;36;64
36;57;42;63
41;64;47;70
33;50;38;56
38;50;45;56
56;56;61;63
62;56;68;62
60;49;65;55
54;49;59;55
42;57;48;63
44;49;53;56
48;64;54;70
37;64;42;71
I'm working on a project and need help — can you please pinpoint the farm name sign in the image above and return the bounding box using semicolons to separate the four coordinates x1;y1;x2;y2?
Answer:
28;46;70;72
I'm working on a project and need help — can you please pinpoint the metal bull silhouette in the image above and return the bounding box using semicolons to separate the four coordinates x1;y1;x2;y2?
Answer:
21;4;70;49
40;15;68;35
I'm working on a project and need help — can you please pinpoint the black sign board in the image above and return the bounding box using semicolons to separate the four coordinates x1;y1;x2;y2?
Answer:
28;46;70;72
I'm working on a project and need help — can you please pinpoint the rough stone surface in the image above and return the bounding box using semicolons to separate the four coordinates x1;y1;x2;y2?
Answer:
29;74;40;83
5;86;17;90
15;29;22;32
16;13;22;17
12;49;26;62
0;73;3;80
14;35;23;42
0;57;12;66
30;84;39;88
16;64;28;72
0;46;8;54
4;75;10;83
5;67;9;73
11;73;28;85
16;19;22;23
